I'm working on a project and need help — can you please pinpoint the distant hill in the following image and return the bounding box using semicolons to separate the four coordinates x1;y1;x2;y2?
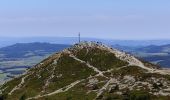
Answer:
112;44;170;68
0;42;70;58
136;44;170;53
1;42;170;100
135;44;170;67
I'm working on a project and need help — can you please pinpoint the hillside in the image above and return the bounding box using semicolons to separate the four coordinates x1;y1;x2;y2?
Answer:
0;43;70;84
1;42;170;100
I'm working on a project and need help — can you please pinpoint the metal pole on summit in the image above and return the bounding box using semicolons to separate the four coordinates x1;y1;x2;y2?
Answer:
78;32;80;43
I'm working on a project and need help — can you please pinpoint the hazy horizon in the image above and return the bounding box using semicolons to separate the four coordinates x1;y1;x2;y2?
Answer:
1;37;170;48
2;36;170;41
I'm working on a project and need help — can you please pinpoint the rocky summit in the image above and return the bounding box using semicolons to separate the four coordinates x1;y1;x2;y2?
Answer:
1;41;170;100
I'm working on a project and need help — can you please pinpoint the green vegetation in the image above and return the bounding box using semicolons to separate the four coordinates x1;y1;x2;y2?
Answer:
0;53;97;99
100;90;151;100
129;90;150;100
47;54;96;92
38;82;97;100
111;66;146;78
0;77;21;95
72;48;128;71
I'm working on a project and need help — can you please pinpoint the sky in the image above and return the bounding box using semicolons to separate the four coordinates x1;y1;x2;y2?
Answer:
0;0;170;40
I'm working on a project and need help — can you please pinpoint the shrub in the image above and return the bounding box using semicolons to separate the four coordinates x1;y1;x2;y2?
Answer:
129;91;150;100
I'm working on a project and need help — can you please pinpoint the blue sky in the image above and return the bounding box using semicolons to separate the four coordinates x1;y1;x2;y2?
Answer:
0;0;170;39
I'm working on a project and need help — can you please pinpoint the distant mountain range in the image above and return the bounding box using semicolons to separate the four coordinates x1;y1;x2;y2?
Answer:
1;42;170;100
1;37;170;47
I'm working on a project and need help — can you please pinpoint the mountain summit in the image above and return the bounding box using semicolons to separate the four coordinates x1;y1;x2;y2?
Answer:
1;41;170;100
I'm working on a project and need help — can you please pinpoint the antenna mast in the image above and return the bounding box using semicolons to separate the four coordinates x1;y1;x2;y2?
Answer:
78;32;81;43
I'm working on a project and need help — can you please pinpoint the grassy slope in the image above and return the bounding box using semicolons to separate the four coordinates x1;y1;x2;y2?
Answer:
0;53;96;99
71;48;128;71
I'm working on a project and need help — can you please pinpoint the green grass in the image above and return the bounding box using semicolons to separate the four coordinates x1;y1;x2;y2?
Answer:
47;54;97;92
0;76;22;99
38;81;97;100
72;48;128;71
111;66;146;78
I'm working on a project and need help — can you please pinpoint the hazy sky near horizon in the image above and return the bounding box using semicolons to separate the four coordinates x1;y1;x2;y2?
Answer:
0;0;170;39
